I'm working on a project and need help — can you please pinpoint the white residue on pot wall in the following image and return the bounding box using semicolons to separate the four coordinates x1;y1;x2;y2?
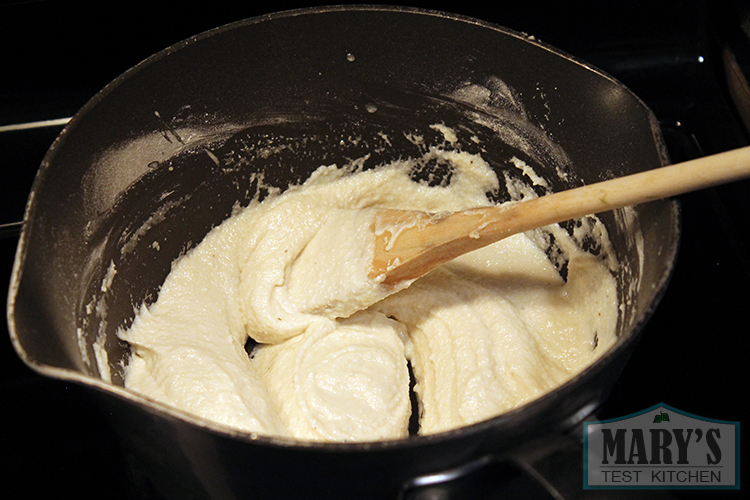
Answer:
613;205;644;322
81;120;243;241
446;76;571;182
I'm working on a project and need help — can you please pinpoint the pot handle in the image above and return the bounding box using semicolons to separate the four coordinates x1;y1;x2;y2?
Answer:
399;421;678;500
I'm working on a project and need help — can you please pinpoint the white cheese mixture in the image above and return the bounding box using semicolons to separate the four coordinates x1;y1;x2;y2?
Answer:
119;148;618;441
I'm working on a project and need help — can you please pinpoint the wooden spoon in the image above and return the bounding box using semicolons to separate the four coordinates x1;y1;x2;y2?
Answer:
370;146;750;286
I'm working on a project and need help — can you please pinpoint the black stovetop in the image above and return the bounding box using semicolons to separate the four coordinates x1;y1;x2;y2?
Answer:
1;1;747;498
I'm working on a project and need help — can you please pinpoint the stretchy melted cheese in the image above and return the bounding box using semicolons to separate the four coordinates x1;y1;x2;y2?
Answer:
120;149;618;441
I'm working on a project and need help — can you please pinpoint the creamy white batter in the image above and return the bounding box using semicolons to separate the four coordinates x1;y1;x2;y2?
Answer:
119;147;618;442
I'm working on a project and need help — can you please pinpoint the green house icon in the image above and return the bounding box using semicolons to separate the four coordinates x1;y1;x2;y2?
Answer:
653;412;670;423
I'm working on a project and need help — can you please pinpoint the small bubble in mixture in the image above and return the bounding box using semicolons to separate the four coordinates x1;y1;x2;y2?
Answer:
365;103;378;113
346;52;356;62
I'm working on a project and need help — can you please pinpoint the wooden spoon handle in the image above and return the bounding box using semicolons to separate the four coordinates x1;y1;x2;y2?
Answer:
524;145;750;222
373;146;750;285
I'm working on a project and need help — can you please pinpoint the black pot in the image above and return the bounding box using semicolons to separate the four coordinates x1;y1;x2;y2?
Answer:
7;6;678;499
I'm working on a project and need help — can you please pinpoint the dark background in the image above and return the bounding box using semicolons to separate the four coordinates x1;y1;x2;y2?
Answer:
1;0;747;498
